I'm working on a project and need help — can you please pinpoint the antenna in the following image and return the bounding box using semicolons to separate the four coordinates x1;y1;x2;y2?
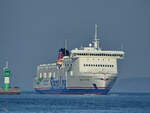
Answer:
6;60;8;68
65;40;67;50
121;43;124;51
80;43;83;49
93;24;100;50
3;58;8;70
64;40;67;56
101;25;104;40
94;24;98;41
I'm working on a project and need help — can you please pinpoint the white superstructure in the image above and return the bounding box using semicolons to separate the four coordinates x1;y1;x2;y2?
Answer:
34;24;125;94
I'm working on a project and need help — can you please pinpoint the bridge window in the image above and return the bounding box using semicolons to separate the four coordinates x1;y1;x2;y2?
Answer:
83;64;115;68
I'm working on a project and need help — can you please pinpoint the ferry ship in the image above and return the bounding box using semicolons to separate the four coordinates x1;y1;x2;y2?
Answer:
34;24;125;95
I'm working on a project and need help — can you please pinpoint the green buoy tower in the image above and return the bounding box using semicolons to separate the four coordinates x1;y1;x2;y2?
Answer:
0;61;20;94
3;61;10;90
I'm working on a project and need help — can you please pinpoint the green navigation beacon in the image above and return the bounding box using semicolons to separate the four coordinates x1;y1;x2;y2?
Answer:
0;61;20;94
3;61;10;90
3;61;11;90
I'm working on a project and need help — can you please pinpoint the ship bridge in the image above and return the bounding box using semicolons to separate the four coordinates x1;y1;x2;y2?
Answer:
68;24;125;75
70;48;124;74
71;47;124;59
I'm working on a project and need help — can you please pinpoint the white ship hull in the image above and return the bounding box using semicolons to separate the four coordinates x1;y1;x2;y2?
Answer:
34;70;117;94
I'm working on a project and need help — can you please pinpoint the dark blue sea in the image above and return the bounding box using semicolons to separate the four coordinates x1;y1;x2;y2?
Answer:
0;92;150;113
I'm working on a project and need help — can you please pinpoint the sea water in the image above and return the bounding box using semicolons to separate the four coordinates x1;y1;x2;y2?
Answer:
0;92;150;113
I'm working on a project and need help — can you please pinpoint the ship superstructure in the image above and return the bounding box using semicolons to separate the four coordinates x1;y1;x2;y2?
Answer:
34;24;124;95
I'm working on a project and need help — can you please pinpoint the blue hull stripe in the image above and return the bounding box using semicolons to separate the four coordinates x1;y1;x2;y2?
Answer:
35;88;110;95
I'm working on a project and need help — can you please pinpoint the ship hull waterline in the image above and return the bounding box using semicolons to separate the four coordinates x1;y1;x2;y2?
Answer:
35;88;110;95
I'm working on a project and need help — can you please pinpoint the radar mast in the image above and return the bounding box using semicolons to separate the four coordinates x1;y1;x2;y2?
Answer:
93;24;100;50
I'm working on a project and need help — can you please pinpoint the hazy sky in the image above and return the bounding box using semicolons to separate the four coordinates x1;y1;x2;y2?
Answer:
0;0;150;92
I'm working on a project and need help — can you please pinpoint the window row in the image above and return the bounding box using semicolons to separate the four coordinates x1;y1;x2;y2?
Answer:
65;64;72;66
74;53;123;57
83;64;114;67
39;72;55;79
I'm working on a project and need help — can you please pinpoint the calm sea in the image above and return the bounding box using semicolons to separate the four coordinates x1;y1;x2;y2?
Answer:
0;92;150;113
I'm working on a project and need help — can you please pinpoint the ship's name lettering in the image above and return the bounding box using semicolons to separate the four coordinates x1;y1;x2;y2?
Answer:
50;79;66;89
